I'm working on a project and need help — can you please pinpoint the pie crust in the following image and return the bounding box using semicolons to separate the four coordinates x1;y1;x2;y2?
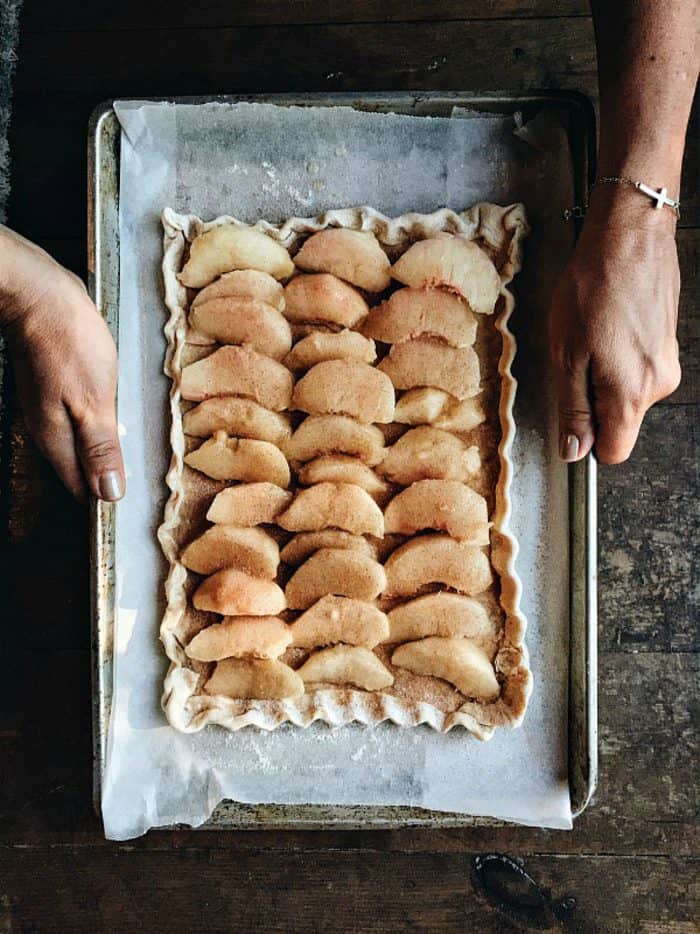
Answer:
160;203;531;740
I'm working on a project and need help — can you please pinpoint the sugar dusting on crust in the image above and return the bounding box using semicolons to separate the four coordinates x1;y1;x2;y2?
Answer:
160;204;531;739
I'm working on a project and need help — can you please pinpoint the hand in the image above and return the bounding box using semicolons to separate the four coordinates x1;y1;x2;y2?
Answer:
0;226;125;502
549;189;681;464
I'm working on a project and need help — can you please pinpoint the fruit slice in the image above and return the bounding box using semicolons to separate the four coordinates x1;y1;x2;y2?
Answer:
394;388;485;433
191;269;285;311
383;480;489;544
386;593;493;643
280;531;376;566
292;360;395;424
186;617;292;661
383;535;492;597
181;526;280;578
193;568;286;616
284;329;376;371
285;548;387;610
390;234;500;315
392;637;499;701
290;595;389;649
183;398;292;446
294;228;391;292
378;337;480;400
296;645;394;690
189;297;291;359
184;433;290;486
206;483;292;526
361;287;477;347
204;658;303;699
380;426;480;484
278;483;384;537
181;345;293;410
180;226;294;288
285;415;385;466
283;274;368;327
297;456;388;499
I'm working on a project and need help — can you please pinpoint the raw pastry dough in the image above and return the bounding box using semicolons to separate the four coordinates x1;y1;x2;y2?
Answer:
160;203;531;739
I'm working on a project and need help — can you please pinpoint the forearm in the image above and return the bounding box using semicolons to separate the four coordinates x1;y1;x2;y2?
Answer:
591;0;699;200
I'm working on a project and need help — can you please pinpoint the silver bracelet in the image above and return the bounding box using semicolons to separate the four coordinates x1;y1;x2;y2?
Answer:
563;175;681;221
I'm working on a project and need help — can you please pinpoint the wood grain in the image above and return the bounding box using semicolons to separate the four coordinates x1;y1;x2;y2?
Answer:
0;846;696;933
22;0;591;32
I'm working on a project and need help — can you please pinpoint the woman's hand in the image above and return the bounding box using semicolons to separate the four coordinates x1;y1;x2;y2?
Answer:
550;188;682;464
0;226;124;502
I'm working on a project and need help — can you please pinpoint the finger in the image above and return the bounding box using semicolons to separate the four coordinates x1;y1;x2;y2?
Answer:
555;354;595;462
28;407;88;502
594;397;645;465
73;409;125;502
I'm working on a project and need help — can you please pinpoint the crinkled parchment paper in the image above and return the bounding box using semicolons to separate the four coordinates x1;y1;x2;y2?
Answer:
102;100;575;840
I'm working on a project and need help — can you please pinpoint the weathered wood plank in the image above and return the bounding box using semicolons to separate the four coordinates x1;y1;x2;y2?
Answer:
598;405;699;653
0;846;697;933
21;0;591;32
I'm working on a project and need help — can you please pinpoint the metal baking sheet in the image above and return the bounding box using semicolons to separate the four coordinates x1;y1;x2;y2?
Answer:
88;92;598;828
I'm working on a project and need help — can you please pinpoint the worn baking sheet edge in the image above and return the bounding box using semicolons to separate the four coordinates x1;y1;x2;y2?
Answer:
159;202;530;739
88;92;598;824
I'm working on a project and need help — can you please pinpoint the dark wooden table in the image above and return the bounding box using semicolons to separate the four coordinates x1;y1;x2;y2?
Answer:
1;3;697;931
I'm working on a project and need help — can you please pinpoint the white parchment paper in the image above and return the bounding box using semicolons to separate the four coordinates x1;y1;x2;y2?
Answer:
103;100;575;840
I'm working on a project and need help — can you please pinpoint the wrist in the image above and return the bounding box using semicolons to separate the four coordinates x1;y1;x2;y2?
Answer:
586;182;678;234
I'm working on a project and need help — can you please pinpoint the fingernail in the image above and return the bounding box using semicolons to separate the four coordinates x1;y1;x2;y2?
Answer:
559;433;580;462
98;470;124;502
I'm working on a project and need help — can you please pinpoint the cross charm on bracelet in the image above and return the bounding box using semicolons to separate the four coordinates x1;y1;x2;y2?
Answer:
636;181;681;216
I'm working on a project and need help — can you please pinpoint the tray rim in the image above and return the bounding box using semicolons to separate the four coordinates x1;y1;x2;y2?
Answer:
88;90;598;830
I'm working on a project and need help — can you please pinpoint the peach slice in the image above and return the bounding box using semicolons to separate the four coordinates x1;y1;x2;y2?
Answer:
297;456;388;499
280;531;376;566
189;297;292;359
191;269;285;311
294;228;391;292
386;593;493;644
284;329;376;371
278;483;384;537
290;596;389;649
283;274;369;327
180;345;293;411
390;234;501;315
184;433;290;486
383;534;492;597
180;226;294;288
193;568;286;616
206;483;292;526
392;637;499;701
285;415;385;466
379;426;480;484
285;548;387;609
296;645;394;690
183;398;292;446
181;526;280;578
378;337;480;400
204;658;303;699
186;617;292;661
361;287;477;347
383;480;489;544
292;360;395;424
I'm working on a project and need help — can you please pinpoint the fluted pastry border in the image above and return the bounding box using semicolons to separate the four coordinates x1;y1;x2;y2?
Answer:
159;203;532;740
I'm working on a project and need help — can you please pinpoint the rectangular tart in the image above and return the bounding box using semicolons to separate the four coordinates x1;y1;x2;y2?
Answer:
159;203;531;739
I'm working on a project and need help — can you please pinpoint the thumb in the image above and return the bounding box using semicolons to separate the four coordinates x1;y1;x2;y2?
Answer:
74;410;125;501
555;354;596;463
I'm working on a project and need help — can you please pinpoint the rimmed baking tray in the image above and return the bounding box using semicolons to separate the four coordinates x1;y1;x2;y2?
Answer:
88;91;598;828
